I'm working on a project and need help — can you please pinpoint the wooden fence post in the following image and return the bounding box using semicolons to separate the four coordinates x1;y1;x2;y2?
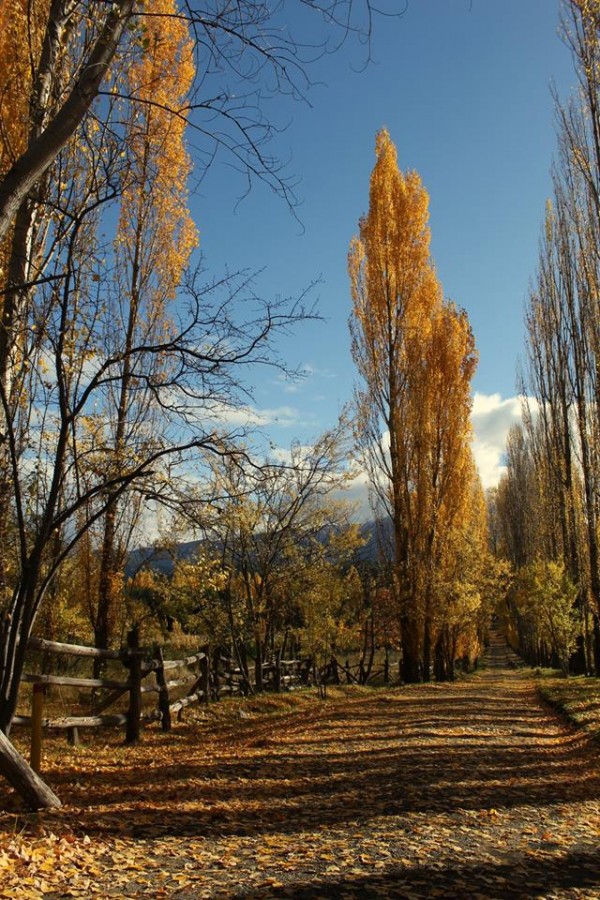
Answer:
212;647;221;701
125;627;142;744
155;646;171;732
30;684;44;773
200;653;210;705
274;650;281;693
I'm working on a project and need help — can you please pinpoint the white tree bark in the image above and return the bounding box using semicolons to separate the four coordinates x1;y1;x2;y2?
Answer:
0;0;134;245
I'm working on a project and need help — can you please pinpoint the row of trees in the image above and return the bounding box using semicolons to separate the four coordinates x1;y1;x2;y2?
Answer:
111;133;496;694
0;0;538;811
493;0;600;674
348;130;494;683
0;0;395;808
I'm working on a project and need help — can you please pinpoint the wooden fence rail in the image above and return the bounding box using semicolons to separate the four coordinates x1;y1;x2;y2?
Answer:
27;636;125;660
14;634;308;767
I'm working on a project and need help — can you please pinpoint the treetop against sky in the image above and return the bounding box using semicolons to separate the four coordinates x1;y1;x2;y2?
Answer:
0;0;575;501
193;0;574;492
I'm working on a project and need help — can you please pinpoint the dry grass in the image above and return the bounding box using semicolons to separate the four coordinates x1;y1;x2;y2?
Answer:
537;672;600;738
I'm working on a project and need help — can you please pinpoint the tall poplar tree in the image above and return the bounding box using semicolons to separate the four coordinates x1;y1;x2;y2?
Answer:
349;129;479;683
92;0;197;663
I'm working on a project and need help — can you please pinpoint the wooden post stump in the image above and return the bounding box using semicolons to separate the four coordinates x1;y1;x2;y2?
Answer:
200;654;210;705
212;648;221;702
30;683;44;773
125;627;142;744
155;646;171;732
0;730;61;810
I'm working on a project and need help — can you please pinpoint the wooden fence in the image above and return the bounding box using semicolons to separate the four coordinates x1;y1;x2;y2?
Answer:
322;657;386;686
12;632;210;745
12;633;309;752
11;633;391;777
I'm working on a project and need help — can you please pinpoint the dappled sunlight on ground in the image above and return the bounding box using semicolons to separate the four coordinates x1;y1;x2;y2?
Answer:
1;634;599;897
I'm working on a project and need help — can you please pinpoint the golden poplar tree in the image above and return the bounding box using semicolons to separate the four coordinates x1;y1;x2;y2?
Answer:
92;0;197;659
349;129;479;682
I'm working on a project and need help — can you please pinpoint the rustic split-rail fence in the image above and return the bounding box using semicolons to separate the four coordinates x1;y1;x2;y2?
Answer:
13;630;312;769
14;631;381;772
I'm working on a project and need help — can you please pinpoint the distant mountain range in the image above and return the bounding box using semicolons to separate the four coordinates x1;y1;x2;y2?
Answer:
125;540;204;579
125;520;392;579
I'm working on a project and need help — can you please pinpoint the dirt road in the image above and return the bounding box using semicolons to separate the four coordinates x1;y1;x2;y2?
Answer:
3;633;600;898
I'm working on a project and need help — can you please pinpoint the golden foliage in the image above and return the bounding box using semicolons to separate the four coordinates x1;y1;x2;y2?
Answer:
0;0;49;285
0;0;50;174
349;129;482;678
118;0;198;305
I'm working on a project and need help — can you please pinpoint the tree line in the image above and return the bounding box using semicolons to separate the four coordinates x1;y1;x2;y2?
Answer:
349;129;495;683
0;0;403;808
4;0;587;812
492;0;600;676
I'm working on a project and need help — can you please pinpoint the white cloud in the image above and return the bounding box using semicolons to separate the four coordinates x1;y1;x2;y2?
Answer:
210;402;303;429
274;372;304;395
344;394;529;513
264;393;533;512
201;393;535;525
265;444;313;465
273;363;337;396
342;469;372;520
342;394;532;513
471;392;533;489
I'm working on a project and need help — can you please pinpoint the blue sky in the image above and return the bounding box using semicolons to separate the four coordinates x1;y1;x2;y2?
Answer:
187;0;575;494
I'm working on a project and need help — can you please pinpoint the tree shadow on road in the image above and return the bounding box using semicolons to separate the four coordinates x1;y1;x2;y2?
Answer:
40;673;600;842
238;848;600;899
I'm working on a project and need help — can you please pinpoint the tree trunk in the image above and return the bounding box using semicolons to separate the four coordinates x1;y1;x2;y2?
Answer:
400;643;421;683
422;617;432;682
93;504;119;678
0;588;35;733
0;0;135;245
400;612;421;683
254;639;263;692
593;614;600;676
0;728;61;809
434;633;446;681
125;628;142;745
